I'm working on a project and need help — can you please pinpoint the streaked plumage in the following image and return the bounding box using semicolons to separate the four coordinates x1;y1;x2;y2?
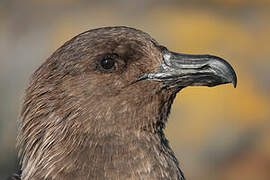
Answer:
12;26;236;180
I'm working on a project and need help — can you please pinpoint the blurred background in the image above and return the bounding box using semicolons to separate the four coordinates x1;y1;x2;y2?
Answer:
0;0;270;179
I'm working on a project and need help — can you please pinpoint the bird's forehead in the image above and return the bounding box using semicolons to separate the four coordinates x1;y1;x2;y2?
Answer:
78;26;158;47
62;27;162;65
85;26;154;38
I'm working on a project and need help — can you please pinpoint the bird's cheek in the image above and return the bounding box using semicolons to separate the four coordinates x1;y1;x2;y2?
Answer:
127;80;163;97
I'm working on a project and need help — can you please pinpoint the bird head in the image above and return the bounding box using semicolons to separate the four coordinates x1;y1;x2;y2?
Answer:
19;25;237;155
18;26;236;179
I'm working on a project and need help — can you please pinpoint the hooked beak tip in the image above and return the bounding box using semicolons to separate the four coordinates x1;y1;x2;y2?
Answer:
208;55;237;88
233;77;237;88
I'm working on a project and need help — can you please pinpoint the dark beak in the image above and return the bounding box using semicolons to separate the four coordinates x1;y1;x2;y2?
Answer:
142;48;237;89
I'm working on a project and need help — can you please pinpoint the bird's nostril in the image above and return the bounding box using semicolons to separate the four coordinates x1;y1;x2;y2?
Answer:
200;64;210;70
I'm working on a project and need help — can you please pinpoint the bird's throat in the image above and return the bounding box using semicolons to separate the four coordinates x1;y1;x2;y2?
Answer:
21;90;183;179
44;131;184;180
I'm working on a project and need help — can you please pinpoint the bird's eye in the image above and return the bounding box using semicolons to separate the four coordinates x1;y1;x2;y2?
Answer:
100;57;115;70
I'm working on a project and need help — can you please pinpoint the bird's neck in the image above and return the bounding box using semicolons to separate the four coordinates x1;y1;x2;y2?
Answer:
84;130;185;180
21;91;185;179
22;130;184;179
46;131;184;179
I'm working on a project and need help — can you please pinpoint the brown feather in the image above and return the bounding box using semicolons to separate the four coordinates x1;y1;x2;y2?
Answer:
17;26;185;180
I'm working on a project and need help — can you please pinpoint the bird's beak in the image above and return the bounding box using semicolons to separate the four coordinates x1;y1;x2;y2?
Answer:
141;48;237;89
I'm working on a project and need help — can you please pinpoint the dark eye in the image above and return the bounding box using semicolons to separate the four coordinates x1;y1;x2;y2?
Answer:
100;57;115;70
